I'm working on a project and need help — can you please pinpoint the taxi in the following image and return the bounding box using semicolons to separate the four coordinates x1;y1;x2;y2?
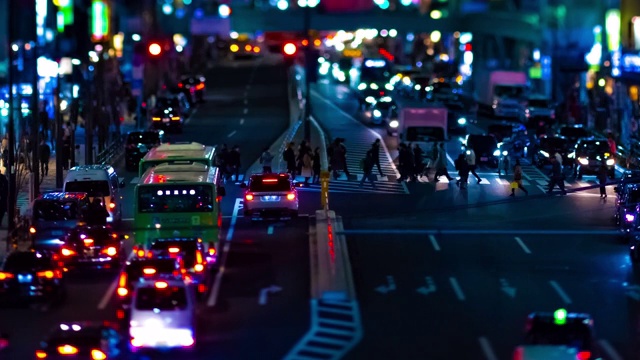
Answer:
240;173;299;220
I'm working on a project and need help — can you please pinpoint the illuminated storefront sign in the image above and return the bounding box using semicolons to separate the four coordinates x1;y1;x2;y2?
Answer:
91;0;110;42
622;54;640;73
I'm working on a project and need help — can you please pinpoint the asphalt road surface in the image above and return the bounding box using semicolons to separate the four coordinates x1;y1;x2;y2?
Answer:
0;58;314;359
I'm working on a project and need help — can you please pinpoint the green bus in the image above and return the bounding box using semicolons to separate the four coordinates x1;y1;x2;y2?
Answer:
133;162;226;252
138;142;217;177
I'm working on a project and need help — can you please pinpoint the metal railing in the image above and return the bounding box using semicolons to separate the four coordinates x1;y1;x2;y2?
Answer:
95;134;125;165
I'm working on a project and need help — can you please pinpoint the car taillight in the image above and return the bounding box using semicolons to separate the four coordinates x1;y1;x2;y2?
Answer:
91;349;107;360
194;250;205;272
57;345;78;355
35;350;47;359
29;226;36;234
287;192;296;201
195;83;205;91
83;238;94;246
178;83;183;88
36;270;62;279
117;272;128;297
576;351;591;360
109;202;116;210
0;272;14;280
61;248;76;257
168;247;180;254
208;247;216;256
101;247;118;257
245;193;254;201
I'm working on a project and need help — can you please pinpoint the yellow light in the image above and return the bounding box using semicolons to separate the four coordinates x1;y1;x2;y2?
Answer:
230;44;239;52
598;78;606;87
113;32;124;51
253;46;260;53
314;39;321;47
57;345;78;355
430;31;442;43
244;44;252;51
430;10;442;19
91;349;107;360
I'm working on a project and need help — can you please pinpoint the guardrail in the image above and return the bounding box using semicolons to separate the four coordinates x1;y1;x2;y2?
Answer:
95;134;125;165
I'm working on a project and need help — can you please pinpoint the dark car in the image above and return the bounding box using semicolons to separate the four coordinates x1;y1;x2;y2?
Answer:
573;138;615;179
614;170;640;205
0;251;66;305
178;75;206;103
115;257;185;311
150;102;184;133
30;192;89;253
533;136;572;168
465;134;500;168
369;97;397;125
513;310;594;360
615;183;640;225
558;125;590;147
148;237;211;296
59;226;124;270
35;322;124;360
125;131;163;171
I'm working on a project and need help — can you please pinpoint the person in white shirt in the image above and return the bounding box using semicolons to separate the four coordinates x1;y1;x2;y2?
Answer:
465;147;482;184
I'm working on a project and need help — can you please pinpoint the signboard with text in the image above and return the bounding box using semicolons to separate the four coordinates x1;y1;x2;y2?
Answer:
622;54;640;74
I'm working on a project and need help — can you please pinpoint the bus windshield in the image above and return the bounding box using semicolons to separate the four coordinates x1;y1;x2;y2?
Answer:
138;185;214;213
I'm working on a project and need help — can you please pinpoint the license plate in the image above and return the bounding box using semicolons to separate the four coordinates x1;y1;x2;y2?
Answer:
18;274;32;283
480;157;488;161
261;196;280;202
162;118;170;123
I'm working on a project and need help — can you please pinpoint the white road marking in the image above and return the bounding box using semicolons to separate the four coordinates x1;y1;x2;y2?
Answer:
597;339;624;360
549;280;572;304
227;130;237;138
240;118;245;125
243;108;248;114
478;337;499;360
449;277;465;301
129;177;139;184
446;153;455;167
207;198;242;307
267;225;274;235
429;234;440;251
97;250;136;310
122;218;133;221
514;237;531;254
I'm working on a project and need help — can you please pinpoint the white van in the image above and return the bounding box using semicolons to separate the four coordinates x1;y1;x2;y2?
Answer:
129;278;197;350
62;165;125;222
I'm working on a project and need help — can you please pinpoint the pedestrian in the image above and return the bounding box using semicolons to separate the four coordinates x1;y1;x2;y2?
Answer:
312;147;321;184
228;145;241;181
607;132;617;156
216;144;230;179
434;142;454;182
260;147;273;173
547;156;567;195
413;143;424;179
0;173;7;227
465;146;482;184
371;139;384;177
297;140;309;175
301;149;313;186
86;196;109;226
338;138;351;178
359;149;376;188
598;161;608;198
38;103;50;146
455;153;470;189
397;143;412;182
510;159;528;196
283;142;296;176
39;138;51;176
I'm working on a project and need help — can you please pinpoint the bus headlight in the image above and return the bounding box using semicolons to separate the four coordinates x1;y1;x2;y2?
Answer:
358;83;366;90
502;151;508;156
389;120;399;128
366;96;375;103
385;83;394;91
457;117;467;125
493;150;500;156
370;83;379;90
606;159;615;166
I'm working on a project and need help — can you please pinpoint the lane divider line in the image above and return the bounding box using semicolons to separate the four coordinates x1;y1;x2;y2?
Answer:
514;237;531;254
597;339;624;360
449;277;466;301
240;118;245;125
428;235;441;251
227;130;237;138
549;280;572;304
478;337;499;360
207;197;242;307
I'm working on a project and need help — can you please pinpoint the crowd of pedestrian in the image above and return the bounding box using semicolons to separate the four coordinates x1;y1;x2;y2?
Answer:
280;140;322;186
215;144;242;182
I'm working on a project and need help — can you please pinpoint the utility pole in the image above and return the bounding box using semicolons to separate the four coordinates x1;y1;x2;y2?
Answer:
7;0;16;236
86;66;94;165
303;5;311;141
55;72;64;188
30;44;40;199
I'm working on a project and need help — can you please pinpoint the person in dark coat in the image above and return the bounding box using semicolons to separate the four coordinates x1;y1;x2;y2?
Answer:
547;157;567;195
228;145;241;181
283;142;296;176
0;173;7;227
413;143;424;179
597;161;608;198
39;138;51;176
371;139;384;177
455;153;470;189
359;150;376;188
86;197;109;226
312;147;321;184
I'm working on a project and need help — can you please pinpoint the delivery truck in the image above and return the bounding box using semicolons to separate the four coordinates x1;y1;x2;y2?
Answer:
474;70;529;119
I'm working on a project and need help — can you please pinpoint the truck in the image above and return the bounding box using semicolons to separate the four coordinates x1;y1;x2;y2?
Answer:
389;105;448;156
474;70;529;119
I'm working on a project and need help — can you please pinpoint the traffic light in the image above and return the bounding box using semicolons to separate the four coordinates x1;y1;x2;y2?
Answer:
148;42;162;57
218;4;231;18
283;42;297;56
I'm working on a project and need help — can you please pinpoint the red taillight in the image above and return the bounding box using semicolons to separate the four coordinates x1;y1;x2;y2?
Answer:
83;238;94;246
168;247;180;254
208;247;216;256
109;202;116;210
245;193;254;201
198;284;206;293
286;192;296;201
36;270;62;279
61;248;76;257
194;250;205;272
116;272;128;297
195;83;205;91
576;351;591;360
0;272;14;280
101;247;118;257
178;83;183;88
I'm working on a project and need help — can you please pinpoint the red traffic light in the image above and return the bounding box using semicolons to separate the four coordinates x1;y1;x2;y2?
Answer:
283;43;297;56
148;43;162;56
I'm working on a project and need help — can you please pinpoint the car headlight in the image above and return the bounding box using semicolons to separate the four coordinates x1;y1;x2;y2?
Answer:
389;120;399;128
370;83;379;90
606;158;615;166
578;157;589;165
373;109;382;117
502;150;508;156
358;83;366;90
540;150;549;158
366;96;375;103
567;152;575;158
493;150;500;156
385;83;394;91
414;84;421;90
626;214;636;222
457;117;467;125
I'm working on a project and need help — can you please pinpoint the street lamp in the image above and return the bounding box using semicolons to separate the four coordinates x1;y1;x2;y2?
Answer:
298;0;319;140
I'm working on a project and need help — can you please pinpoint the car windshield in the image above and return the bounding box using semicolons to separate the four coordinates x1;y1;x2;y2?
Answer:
4;252;52;272
33;200;80;221
528;99;550;107
64;181;110;198
541;138;568;149
137;185;214;213
577;141;609;156
249;178;292;192
525;323;591;349
560;127;589;139
135;286;188;310
127;132;159;145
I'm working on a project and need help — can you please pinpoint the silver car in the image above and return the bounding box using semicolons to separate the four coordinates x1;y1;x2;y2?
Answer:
241;173;299;219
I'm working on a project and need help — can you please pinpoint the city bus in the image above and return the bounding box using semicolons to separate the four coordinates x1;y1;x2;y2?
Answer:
137;142;216;177
133;162;226;256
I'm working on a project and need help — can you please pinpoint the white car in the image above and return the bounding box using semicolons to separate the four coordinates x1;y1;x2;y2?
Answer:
129;278;197;350
525;97;556;120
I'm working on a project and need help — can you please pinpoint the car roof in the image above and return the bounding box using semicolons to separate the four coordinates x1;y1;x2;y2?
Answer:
36;192;88;201
250;173;291;180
